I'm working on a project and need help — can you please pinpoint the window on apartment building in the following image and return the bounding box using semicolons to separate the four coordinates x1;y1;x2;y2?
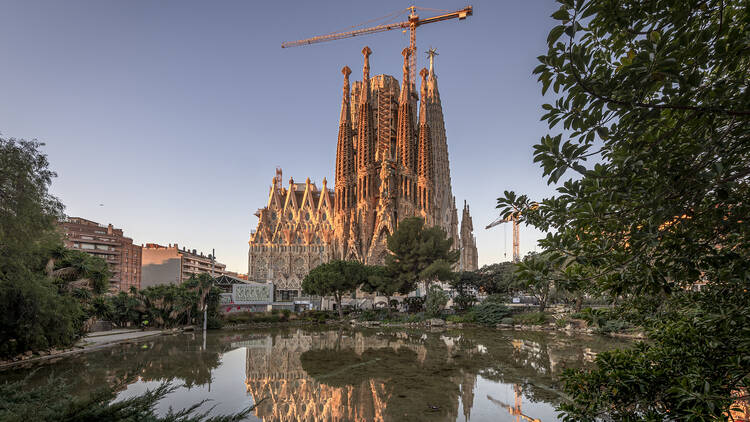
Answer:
94;230;105;234
95;244;108;250
81;243;95;250
81;235;93;240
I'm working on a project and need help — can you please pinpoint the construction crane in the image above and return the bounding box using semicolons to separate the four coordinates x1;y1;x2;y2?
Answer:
487;385;542;422
281;5;473;85
486;203;538;263
486;212;520;263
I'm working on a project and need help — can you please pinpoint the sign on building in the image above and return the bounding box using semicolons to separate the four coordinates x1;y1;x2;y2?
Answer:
232;283;273;304
219;293;233;305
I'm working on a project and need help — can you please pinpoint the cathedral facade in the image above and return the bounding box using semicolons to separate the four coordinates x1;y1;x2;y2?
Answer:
248;46;478;299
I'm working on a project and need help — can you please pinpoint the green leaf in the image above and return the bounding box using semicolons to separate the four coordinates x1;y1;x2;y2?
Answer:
547;25;566;47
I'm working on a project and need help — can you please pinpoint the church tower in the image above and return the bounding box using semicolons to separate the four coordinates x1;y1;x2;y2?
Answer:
334;66;356;256
424;48;459;244
354;47;377;259
395;47;418;218
459;200;479;271
417;67;435;224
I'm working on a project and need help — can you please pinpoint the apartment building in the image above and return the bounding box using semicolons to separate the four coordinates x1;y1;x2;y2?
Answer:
59;217;142;292
141;243;227;288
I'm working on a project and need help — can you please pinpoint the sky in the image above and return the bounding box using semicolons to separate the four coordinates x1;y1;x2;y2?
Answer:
0;0;561;273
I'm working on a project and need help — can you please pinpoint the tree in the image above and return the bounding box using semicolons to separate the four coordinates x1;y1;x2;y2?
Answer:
424;285;449;317
449;271;479;311
0;138;87;356
48;247;111;294
0;138;63;257
361;265;403;314
498;0;749;419
515;252;561;313
385;217;459;294
476;262;518;296
302;260;368;319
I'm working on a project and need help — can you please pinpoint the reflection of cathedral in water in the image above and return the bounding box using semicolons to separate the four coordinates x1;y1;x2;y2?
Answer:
243;330;476;422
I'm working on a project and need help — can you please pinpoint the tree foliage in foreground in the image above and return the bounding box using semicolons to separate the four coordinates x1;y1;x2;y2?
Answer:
0;138;88;356
497;0;749;420
0;376;255;422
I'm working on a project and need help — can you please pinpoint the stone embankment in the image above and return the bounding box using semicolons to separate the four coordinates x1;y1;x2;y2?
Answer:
349;317;647;339
0;326;196;370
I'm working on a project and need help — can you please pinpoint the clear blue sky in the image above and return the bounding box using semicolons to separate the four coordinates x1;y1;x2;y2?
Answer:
1;1;560;273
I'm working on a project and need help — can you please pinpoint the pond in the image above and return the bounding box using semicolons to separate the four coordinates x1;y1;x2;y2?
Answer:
2;327;632;421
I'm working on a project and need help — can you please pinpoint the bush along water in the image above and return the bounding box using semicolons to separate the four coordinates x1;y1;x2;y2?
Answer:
471;302;512;326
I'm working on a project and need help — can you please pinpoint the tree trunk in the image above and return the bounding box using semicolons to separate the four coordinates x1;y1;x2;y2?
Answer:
336;294;343;320
539;297;547;313
575;294;583;313
386;295;392;316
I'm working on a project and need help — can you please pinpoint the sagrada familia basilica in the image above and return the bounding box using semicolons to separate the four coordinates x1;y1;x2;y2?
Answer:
248;46;478;299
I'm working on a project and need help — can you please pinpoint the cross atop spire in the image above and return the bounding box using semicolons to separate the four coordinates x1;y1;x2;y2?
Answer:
426;47;439;75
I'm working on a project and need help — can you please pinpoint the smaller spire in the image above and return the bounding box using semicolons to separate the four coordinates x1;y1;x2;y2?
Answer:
322;177;327;187
419;68;429;125
289;176;294;186
400;47;411;103
361;46;372;81
340;66;351;123
360;47;372;104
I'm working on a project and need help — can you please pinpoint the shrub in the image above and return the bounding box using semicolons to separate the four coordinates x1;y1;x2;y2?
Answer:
501;317;515;325
357;309;390;321
596;319;632;334
425;286;449;317
484;294;508;304
472;302;512;325
403;296;425;313
446;313;475;323
0;272;84;357
513;312;547;325
453;293;477;311
301;310;335;323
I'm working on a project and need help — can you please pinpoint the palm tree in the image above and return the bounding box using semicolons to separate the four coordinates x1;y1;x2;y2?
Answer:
46;248;111;294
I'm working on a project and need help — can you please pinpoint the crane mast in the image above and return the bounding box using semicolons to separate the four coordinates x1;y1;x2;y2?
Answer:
486;214;520;263
282;6;472;85
487;202;538;263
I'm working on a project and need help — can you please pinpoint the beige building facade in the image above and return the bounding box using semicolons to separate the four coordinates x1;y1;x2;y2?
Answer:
141;243;227;288
248;47;478;298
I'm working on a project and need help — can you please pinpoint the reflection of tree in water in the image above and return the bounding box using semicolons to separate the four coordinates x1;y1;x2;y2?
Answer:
462;330;632;409
5;327;630;421
4;333;225;396
245;328;630;422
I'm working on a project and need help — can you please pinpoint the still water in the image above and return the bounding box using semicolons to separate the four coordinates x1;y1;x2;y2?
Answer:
3;327;631;421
